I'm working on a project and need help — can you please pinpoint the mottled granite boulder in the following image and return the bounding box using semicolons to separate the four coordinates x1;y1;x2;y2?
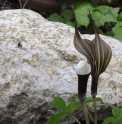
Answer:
0;9;122;124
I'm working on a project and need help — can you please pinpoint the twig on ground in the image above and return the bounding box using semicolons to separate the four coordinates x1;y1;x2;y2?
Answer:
2;0;6;10
19;0;22;8
23;0;29;8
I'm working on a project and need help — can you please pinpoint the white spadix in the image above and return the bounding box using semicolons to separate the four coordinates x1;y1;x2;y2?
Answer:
76;60;91;75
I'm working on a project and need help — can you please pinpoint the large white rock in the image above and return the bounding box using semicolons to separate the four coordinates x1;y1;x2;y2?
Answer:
0;9;122;123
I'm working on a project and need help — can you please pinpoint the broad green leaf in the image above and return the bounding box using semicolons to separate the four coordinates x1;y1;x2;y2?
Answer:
47;112;67;124
102;117;116;124
48;13;65;23
61;9;73;21
112;107;122;118
75;2;93;27
112;23;122;41
119;22;122;26
71;95;103;103
75;2;88;10
95;6;118;23
109;7;119;17
85;97;93;103
107;7;119;22
96;97;103;103
50;96;67;111
115;117;122;124
92;11;104;27
66;21;74;27
68;101;82;112
85;97;103;103
103;13;117;23
113;23;122;32
96;6;110;15
113;32;122;41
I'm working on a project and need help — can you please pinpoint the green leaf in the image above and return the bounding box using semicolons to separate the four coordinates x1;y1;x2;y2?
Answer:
119;22;122;26
112;107;122;118
96;6;110;15
95;6;118;23
103;13;117;23
48;13;65;23
102;117;116;124
109;7;119;17
112;23;122;41
61;9;73;21
68;101;82;112
115;117;122;124
85;97;93;103
96;97;103;103
108;7;119;23
96;6;119;17
85;97;103;103
66;21;74;27
75;2;93;27
71;95;103;103
50;96;67;111
92;11;104;27
47;112;67;124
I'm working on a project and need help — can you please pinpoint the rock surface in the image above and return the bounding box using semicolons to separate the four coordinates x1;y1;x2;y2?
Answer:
0;9;122;124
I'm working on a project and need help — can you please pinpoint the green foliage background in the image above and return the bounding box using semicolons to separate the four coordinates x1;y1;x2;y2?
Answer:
47;0;122;42
47;95;103;124
103;107;122;124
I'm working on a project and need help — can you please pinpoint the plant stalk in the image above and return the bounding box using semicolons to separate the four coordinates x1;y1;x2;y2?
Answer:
71;115;81;124
88;110;95;123
93;97;97;124
81;100;90;124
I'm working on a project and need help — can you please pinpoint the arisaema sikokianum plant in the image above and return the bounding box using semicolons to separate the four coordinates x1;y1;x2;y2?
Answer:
72;6;112;124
